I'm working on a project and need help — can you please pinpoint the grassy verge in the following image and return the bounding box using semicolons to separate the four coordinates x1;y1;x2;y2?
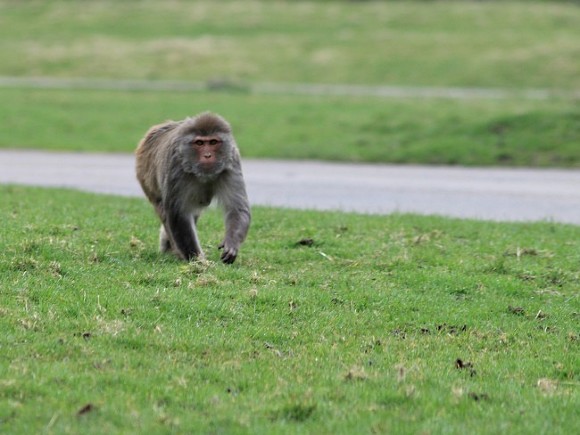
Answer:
1;186;578;433
1;87;579;167
0;0;578;89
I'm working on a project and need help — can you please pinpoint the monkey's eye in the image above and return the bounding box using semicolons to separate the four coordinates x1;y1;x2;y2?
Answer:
193;139;205;146
209;139;220;145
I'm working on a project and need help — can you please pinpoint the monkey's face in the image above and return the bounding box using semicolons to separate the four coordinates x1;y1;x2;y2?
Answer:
179;134;227;179
193;136;222;165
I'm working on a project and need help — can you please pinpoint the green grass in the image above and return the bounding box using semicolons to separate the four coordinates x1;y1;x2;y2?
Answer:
1;185;579;434
0;0;578;89
1;3;578;432
1;87;579;167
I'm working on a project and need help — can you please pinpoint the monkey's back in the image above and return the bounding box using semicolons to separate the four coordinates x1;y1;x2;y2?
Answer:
135;120;181;203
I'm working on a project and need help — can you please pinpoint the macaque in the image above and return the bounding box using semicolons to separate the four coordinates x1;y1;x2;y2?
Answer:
135;112;251;264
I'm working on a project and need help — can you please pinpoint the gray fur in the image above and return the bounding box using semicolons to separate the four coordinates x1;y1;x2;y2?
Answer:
135;112;251;263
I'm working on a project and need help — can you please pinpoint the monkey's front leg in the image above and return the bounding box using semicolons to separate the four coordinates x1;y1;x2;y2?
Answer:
219;208;251;264
165;209;204;261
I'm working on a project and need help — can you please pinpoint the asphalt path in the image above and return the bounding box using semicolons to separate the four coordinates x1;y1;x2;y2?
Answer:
1;149;579;225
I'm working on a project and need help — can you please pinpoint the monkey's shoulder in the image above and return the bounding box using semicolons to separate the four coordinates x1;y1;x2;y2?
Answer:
142;121;181;145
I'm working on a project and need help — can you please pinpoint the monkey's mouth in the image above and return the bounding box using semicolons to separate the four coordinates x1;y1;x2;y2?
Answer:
198;160;215;169
195;161;223;175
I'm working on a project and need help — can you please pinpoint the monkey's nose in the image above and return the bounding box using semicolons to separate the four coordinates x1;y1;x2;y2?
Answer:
203;153;212;159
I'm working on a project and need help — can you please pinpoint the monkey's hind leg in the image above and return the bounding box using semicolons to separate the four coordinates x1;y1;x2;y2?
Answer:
159;225;172;253
159;222;205;261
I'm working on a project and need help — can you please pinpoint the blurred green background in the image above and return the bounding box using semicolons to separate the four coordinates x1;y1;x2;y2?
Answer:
0;0;578;166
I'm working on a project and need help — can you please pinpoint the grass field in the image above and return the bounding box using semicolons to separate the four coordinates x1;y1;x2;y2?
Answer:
1;2;579;431
0;0;578;89
0;0;579;167
1;186;579;433
1;87;579;167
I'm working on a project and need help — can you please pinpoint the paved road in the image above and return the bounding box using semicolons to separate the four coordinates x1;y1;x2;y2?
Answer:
1;149;579;225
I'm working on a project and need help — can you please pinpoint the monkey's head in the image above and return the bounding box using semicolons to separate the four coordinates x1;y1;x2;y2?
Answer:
177;112;234;180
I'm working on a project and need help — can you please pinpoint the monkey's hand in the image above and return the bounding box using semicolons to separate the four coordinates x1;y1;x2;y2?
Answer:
218;241;238;264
